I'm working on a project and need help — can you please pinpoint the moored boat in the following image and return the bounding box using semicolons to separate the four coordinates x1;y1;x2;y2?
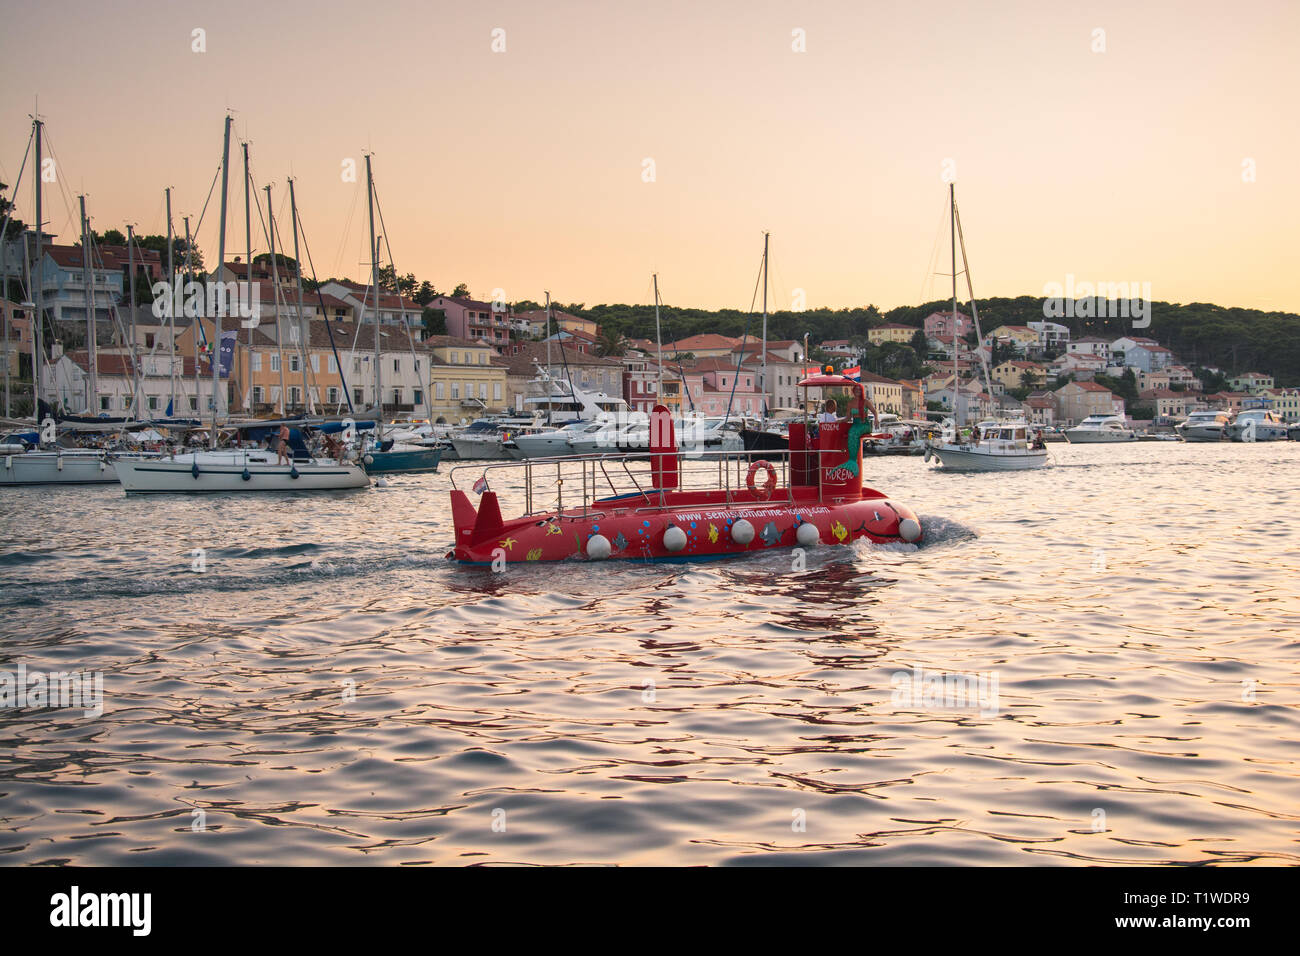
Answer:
1064;415;1137;443
1225;408;1288;442
1176;410;1229;442
113;448;368;493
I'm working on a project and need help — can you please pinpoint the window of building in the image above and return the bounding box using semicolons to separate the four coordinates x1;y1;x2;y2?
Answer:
311;355;320;373
393;358;400;373
327;387;339;404
353;387;363;405
479;383;487;400
493;382;501;401
413;389;423;406
450;352;458;364
271;354;281;372
252;386;264;404
435;382;445;400
290;355;300;373
451;383;460;399
100;396;111;411
289;386;301;406
251;352;262;372
478;353;486;365
328;356;337;373
189;397;198;411
354;358;362;374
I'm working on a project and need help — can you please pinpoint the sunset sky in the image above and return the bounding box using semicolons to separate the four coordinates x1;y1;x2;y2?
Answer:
1;0;1296;312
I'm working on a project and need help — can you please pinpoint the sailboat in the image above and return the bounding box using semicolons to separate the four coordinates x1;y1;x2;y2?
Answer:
355;155;442;475
113;117;369;493
0;116;162;486
925;184;1047;471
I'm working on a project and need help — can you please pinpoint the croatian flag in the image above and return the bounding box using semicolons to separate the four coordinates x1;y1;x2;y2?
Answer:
472;475;489;495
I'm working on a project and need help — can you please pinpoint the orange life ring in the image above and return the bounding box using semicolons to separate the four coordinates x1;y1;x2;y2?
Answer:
746;459;778;500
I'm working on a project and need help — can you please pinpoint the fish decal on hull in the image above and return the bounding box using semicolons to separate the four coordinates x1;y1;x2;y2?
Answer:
830;521;848;542
760;521;782;546
612;532;628;551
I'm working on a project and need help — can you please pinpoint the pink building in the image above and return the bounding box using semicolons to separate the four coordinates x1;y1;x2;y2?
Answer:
430;295;512;354
923;310;972;339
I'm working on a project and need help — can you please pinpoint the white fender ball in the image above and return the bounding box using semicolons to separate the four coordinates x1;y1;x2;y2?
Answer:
796;522;820;547
899;517;922;542
663;525;687;552
375;477;389;488
363;454;374;465
587;534;612;560
730;519;755;545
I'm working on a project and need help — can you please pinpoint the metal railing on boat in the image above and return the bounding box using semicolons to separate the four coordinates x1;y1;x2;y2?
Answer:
449;444;873;520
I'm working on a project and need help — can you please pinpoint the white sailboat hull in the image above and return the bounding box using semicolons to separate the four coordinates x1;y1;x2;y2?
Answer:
0;450;124;486
927;443;1048;470
113;452;369;493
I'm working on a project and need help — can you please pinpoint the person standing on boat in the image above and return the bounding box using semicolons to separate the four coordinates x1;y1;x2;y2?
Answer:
276;423;292;466
819;399;840;424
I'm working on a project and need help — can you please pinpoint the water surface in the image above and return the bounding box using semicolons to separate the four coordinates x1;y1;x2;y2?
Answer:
1;441;1297;865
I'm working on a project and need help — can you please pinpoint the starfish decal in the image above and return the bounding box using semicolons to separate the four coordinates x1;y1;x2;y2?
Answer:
499;537;518;551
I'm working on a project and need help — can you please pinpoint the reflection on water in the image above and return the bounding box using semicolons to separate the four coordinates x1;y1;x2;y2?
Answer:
0;441;1298;865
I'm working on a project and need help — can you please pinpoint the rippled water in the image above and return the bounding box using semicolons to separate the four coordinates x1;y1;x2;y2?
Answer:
1;441;1297;865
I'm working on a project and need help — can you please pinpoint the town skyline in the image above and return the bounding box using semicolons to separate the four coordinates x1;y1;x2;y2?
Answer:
2;0;1297;314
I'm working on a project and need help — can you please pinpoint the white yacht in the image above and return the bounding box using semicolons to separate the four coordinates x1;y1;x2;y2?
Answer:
508;419;598;459
926;420;1048;471
1176;410;1230;443
1064;415;1137;443
1225;408;1289;442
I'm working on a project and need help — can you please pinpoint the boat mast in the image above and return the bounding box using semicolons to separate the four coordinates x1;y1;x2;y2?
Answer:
653;274;662;410
287;177;312;416
544;289;553;422
243;141;253;359
165;187;176;414
79;195;97;414
761;231;769;423
211;115;232;447
949;183;961;428
365;153;381;438
185;215;198;419
32;117;43;423
127;223;138;416
266;183;285;416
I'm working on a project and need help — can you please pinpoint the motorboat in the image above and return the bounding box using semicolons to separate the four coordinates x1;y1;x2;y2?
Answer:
863;416;934;455
1063;415;1137;443
507;419;588;459
1175;410;1229;442
1225;408;1289;442
925;419;1049;470
447;375;922;565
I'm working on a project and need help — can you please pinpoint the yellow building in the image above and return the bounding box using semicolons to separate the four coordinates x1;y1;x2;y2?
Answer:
867;323;918;346
985;325;1039;352
423;335;509;421
991;360;1047;390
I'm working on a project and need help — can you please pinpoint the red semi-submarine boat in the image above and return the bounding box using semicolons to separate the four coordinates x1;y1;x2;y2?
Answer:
449;373;922;564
